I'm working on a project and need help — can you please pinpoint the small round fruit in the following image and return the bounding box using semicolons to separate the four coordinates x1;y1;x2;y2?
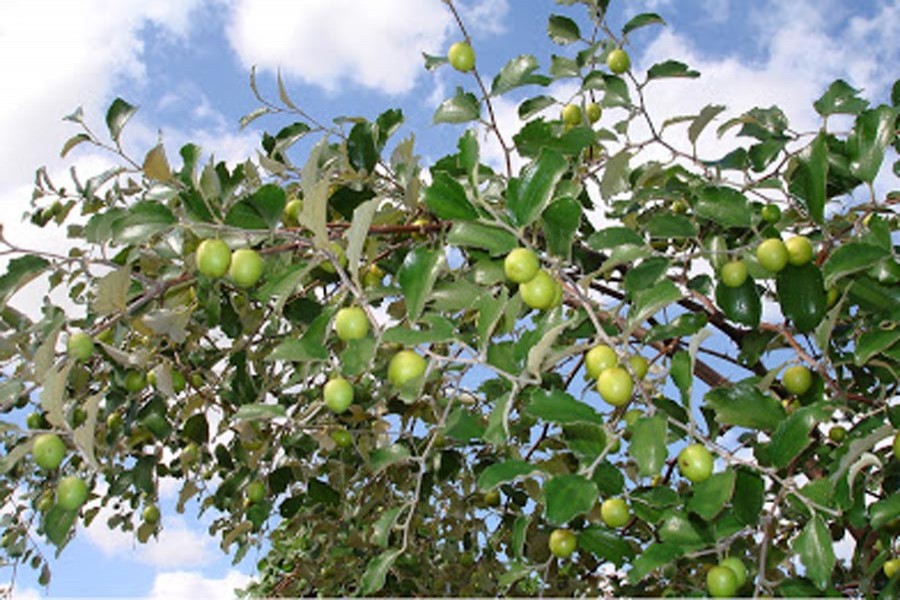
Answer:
548;528;577;558
623;409;642;428
330;428;353;448
782;365;812;396
520;270;556;310
760;203;782;223
785;235;813;266
388;350;427;387
597;367;633;407
124;371;147;393
447;41;475;72
196;239;232;278
484;489;501;507
707;565;739;598
171;371;186;393
229;248;265;288
32;433;65;470
26;412;44;430
67;331;94;361
607;48;631;74
884;558;900;578
363;264;384;288
756;238;789;273
246;480;266;504
720;260;748;288
561;103;582;126
504;248;540;284
56;476;88;511
143;504;160;525
283;199;303;226
106;412;123;431
600;497;630;528
628;355;649;380
323;377;354;414
828;426;847;443
826;286;839;308
334;307;369;341
720;557;747;588
678;443;714;483
320;242;347;274
586;102;602;123
585;345;617;379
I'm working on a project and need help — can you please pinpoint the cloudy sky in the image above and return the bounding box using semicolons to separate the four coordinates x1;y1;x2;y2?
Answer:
2;0;898;597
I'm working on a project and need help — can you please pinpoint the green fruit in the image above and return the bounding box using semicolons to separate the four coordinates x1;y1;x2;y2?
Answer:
26;412;44;430
600;497;630;528
548;528;577;558
586;102;602;123
171;370;186;393
388;350;427;387
330;428;353;448
143;504;160;525
504;248;540;284
334;307;369;341
561;103;582;126
319;242;347;274
520;270;556;310
283;199;303;226
484;489;501;507
363;264;384;288
597;367;633;407
229;248;265;288
678;443;713;483
106;412;123;431
719;557;747;588
884;558;900;578
447;41;475;72
782;365;812;395
124;371;147;393
623;409;642;428
247;480;266;504
32;433;65;470
720;260;748;288
761;204;782;223
707;565;738;598
196;239;232;278
826;287;839;308
56;475;88;511
785;236;814;266
67;331;95;361
585;345;617;379
756;238;789;273
828;426;847;443
628;355;649;380
324;377;354;414
607;48;630;74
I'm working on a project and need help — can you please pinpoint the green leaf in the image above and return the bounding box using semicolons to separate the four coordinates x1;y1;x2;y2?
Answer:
44;506;78;548
544;474;598;526
477;460;541;491
547;15;581;44
848;105;896;183
822;242;889;287
370;444;411;473
433;87;480;124
647;60;700;80
624;257;669;294
346;198;379;285
60;133;92;158
582;72;631;107
587;226;644;249
628;413;668;477
814;79;869;116
112;201;176;244
789;132;827;223
492;55;547;95
397;247;444;322
628;279;681;328
776;263;827;333
670;350;693;407
855;327;900;366
0;255;50;310
448;221;518;256
769;404;832;469
792;515;835;591
234;404;287;421
143;307;192;344
483;392;511;444
142;144;172;181
688;105;727;145
541;197;581;257
224;184;286;230
578;526;635;567
73;394;102;471
509;150;567;227
518;95;556;120
623;12;665;36
92;266;131;316
382;315;456;345
715;278;761;327
628;542;683;584
733;468;765;525
371;507;403;548
688;471;736;520
525;388;602;425
347;121;377;173
870;492;900;530
592;461;625;497
424;172;478;221
443;407;485;441
704;381;786;431
645;313;708;343
647;214;696;238
694;186;752;228
360;549;402;595
105;97;137;141
511;516;530;560
267;309;333;362
0;440;33;475
600;150;630;199
658;512;707;545
549;54;579;78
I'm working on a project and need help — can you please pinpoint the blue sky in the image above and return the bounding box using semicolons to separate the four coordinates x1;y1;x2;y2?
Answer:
1;0;898;597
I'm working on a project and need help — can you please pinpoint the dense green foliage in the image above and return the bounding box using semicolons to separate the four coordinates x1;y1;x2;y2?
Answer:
1;0;898;597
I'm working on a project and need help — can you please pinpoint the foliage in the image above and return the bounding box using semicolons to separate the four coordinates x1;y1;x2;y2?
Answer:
1;0;899;597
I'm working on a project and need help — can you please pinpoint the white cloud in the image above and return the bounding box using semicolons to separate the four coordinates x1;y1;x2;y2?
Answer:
225;0;508;95
147;569;252;600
